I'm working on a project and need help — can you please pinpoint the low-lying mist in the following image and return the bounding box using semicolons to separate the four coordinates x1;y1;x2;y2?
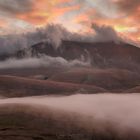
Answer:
1;93;140;137
0;55;91;69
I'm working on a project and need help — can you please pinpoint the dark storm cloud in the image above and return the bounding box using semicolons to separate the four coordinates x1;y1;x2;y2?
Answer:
0;0;33;15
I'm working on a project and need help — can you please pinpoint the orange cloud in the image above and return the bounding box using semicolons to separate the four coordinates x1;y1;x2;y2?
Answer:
94;18;140;41
72;6;140;41
16;0;79;26
0;19;7;27
0;0;140;42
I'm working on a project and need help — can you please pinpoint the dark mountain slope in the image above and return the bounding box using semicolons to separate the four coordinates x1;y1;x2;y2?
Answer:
31;41;140;71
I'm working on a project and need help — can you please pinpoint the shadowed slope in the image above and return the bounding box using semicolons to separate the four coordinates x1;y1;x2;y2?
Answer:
0;75;107;97
31;41;140;71
0;41;140;72
124;85;140;93
50;68;140;92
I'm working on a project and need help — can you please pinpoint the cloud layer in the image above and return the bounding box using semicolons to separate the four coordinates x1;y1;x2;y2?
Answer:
0;56;90;69
0;0;140;42
0;0;33;14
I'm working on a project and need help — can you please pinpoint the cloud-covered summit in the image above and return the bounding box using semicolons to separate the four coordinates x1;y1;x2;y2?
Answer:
0;23;121;54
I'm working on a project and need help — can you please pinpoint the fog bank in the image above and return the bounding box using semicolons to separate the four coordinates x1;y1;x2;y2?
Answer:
1;94;140;134
0;55;90;69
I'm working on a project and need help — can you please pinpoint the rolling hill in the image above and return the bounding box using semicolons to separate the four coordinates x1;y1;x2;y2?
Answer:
0;75;107;97
49;68;140;92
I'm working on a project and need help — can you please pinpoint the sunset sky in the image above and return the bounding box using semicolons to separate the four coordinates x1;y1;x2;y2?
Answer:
0;0;140;41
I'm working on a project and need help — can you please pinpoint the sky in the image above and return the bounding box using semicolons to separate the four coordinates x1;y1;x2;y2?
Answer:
0;0;140;42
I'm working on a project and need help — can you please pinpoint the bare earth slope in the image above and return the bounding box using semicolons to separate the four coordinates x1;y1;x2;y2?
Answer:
50;68;140;92
0;75;107;97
